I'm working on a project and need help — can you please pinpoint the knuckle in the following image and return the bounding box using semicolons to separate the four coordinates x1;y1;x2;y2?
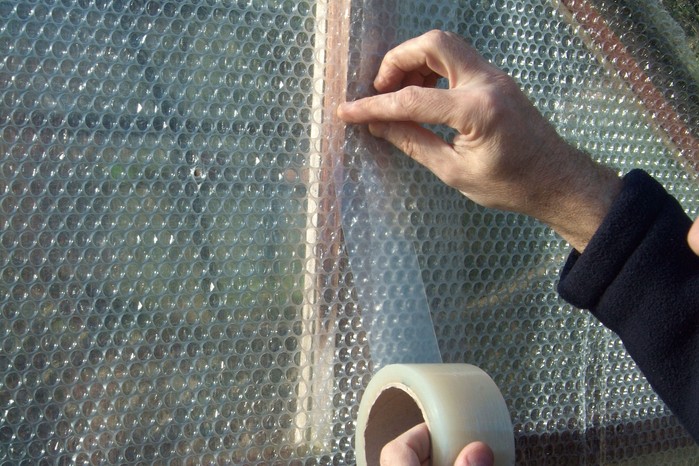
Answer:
383;46;399;65
477;87;502;114
394;86;423;115
423;29;467;53
470;81;514;126
402;135;420;159
423;29;449;45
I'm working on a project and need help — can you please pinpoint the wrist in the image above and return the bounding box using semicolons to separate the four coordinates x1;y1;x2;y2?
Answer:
533;147;622;252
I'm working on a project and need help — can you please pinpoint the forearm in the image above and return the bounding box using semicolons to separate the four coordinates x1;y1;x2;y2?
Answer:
558;169;699;442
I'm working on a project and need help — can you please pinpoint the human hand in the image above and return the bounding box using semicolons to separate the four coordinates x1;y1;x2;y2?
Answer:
337;30;621;251
380;422;494;466
689;217;699;256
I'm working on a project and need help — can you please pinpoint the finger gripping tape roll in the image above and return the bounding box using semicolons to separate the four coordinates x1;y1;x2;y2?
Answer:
356;364;515;466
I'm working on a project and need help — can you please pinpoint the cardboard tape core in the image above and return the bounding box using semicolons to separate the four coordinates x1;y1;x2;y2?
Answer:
362;385;425;466
357;364;515;466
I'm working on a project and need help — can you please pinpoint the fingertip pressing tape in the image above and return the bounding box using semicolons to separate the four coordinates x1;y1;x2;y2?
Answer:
356;364;515;466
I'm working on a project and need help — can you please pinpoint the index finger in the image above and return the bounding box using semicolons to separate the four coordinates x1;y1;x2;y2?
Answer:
374;30;490;92
337;86;453;126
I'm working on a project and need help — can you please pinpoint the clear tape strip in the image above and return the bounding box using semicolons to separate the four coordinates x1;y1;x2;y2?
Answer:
339;133;443;369
335;0;441;369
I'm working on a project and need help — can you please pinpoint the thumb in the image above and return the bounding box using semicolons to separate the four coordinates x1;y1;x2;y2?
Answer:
688;217;699;257
454;441;495;466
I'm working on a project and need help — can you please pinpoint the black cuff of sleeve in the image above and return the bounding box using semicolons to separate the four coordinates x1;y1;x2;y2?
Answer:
557;169;668;309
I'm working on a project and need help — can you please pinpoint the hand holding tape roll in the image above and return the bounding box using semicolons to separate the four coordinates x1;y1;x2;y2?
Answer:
356;364;515;466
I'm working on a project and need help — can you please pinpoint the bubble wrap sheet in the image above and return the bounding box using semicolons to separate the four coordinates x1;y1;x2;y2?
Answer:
1;0;699;464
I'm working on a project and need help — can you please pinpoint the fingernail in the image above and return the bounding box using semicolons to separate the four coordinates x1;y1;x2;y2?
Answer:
464;453;494;466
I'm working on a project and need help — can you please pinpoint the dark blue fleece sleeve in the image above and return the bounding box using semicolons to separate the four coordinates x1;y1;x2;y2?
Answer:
558;169;699;443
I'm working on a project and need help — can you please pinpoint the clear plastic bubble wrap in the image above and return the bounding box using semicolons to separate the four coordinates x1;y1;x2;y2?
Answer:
1;0;698;464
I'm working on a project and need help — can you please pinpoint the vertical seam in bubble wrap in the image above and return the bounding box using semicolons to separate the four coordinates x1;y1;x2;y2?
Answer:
296;0;353;449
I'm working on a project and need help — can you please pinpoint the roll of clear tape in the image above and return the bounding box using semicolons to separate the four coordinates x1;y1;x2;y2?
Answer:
356;364;515;466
